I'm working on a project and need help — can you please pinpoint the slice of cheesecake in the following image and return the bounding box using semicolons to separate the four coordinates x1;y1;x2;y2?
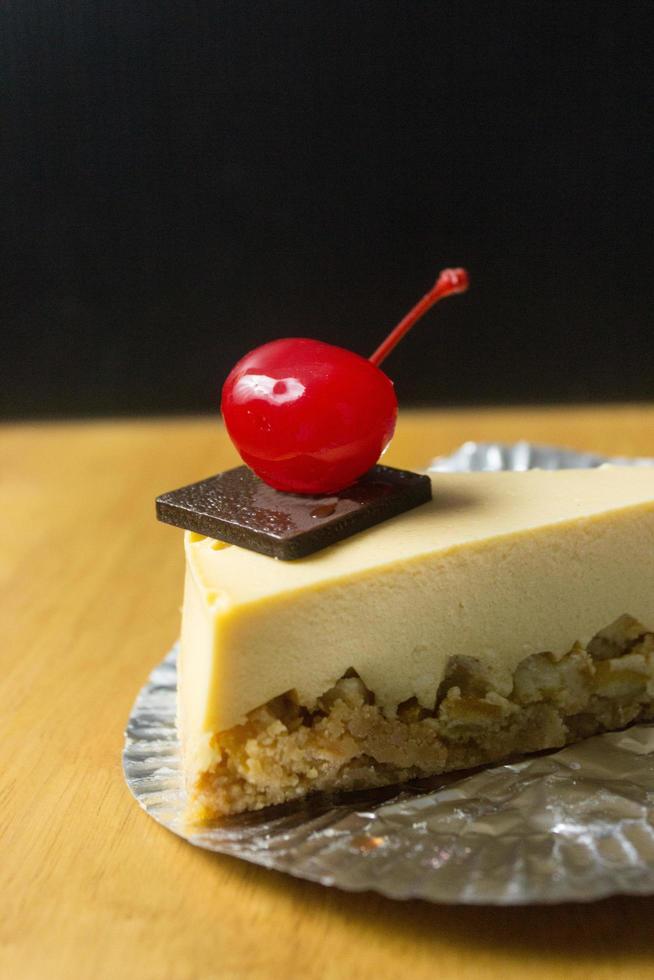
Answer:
178;466;654;819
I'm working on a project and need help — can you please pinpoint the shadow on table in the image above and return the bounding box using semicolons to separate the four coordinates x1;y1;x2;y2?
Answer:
193;846;654;963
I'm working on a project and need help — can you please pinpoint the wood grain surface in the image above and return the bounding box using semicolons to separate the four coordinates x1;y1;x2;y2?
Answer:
3;406;654;980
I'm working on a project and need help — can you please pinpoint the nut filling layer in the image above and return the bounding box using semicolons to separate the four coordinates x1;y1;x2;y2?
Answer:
189;615;654;819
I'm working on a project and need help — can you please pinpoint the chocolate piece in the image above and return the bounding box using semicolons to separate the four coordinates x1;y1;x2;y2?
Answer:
156;465;432;560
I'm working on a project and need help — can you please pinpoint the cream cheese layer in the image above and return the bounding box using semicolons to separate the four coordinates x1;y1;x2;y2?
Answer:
178;467;654;752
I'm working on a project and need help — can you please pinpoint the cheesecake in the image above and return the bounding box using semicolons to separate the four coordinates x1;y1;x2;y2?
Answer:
178;466;654;819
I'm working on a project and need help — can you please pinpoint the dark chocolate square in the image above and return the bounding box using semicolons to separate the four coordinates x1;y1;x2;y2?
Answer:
156;465;432;560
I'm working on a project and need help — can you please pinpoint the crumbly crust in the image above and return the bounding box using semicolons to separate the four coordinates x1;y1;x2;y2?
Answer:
188;615;654;820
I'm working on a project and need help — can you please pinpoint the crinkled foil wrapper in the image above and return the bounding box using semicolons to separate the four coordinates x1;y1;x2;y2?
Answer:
124;442;654;904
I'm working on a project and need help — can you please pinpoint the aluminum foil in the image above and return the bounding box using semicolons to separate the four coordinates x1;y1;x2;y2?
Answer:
124;441;654;904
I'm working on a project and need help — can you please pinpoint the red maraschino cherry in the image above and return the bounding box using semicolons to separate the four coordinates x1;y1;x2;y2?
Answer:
221;268;469;494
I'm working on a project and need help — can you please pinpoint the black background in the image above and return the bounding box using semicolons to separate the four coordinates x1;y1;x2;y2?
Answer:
4;1;654;419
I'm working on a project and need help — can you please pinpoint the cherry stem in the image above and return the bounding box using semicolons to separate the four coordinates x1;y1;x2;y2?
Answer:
369;268;469;368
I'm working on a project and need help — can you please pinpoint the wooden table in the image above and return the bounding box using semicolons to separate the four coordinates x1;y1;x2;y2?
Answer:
3;406;654;980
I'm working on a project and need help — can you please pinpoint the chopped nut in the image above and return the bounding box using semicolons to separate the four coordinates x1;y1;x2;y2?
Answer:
588;614;647;661
319;674;370;711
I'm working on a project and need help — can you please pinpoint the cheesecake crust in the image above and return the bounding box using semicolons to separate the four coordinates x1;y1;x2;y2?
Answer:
187;615;654;820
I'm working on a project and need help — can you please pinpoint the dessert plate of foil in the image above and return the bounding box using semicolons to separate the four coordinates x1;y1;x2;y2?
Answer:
123;442;654;905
